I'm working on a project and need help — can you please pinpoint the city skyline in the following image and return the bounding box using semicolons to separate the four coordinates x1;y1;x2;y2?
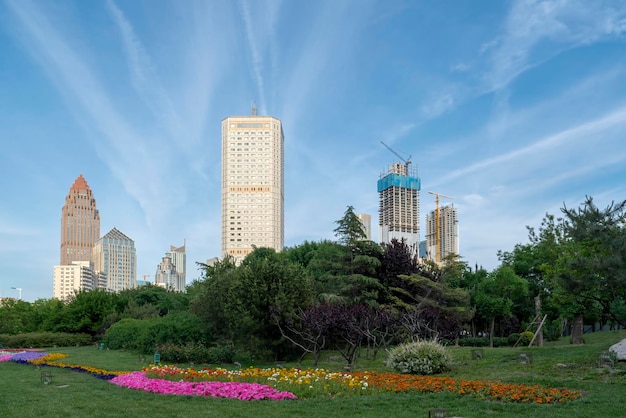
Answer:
2;1;626;301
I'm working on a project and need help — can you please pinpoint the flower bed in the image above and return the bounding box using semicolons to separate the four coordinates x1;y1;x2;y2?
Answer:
352;371;581;403
2;351;127;380
144;365;581;404
1;351;296;400
2;351;581;404
8;351;49;363
111;372;297;400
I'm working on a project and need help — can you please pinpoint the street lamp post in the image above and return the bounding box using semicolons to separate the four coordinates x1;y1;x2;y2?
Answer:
10;287;22;300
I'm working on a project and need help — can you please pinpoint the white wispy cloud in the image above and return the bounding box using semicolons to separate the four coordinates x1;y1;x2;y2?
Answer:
238;0;267;114
484;0;626;92
174;2;230;152
450;63;469;73
280;1;374;130
5;0;181;226
436;106;626;186
106;0;182;142
416;1;626;126
421;94;455;119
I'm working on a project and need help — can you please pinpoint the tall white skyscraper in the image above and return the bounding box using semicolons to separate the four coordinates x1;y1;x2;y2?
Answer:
426;204;459;263
221;109;284;262
378;162;421;251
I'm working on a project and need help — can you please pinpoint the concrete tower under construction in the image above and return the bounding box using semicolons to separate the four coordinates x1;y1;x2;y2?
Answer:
378;162;421;252
426;204;459;263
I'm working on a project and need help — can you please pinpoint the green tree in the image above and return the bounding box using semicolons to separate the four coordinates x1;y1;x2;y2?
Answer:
284;240;322;269
55;289;118;336
226;248;315;359
557;197;626;342
514;198;626;344
189;256;238;339
392;269;473;341
324;207;383;305
30;298;66;332
0;299;34;334
191;249;315;359
117;284;189;316
333;205;367;248
474;266;528;347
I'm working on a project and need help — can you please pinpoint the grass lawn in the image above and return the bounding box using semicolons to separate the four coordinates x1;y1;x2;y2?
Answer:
1;330;625;417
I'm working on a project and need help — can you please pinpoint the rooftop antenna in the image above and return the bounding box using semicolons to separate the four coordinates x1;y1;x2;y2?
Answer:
251;102;257;116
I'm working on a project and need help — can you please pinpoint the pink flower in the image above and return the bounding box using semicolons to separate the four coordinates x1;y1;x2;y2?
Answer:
110;372;297;401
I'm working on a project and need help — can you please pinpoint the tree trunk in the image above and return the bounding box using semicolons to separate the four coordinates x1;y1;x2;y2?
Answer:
489;317;495;348
534;296;544;347
571;313;584;345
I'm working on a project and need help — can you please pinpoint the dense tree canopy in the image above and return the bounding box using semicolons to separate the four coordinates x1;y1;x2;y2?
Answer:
7;197;625;359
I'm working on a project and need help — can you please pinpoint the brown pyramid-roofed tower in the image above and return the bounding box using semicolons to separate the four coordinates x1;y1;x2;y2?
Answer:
60;174;100;265
70;174;90;191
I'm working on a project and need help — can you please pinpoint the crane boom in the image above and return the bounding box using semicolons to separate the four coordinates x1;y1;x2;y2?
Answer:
380;141;411;166
428;191;454;263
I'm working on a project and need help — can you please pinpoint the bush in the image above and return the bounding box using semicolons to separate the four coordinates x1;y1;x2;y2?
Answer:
102;312;211;354
155;341;235;364
519;331;535;346
508;333;521;345
102;318;150;351
386;340;451;375
0;332;92;348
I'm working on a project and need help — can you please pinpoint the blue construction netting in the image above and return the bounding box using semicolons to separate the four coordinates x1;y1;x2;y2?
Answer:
377;173;421;192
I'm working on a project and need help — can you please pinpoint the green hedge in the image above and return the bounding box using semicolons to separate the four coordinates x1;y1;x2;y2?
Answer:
102;311;209;354
0;332;92;348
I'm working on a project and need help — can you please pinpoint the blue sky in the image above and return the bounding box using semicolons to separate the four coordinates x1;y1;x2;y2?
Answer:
2;0;626;301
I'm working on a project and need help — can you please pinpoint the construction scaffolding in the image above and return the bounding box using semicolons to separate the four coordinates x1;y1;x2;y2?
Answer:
378;163;421;249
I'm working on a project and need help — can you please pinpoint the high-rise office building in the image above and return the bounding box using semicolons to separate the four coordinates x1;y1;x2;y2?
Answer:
154;255;178;291
356;213;372;241
92;227;137;292
154;242;186;291
426;204;459;263
53;261;97;300
167;242;186;288
60;174;100;265
221;109;284;262
378;162;421;251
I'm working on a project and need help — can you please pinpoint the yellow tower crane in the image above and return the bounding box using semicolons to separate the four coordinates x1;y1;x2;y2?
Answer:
428;191;454;263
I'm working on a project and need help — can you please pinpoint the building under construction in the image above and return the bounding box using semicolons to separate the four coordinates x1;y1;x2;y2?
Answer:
378;162;421;252
426;204;459;263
